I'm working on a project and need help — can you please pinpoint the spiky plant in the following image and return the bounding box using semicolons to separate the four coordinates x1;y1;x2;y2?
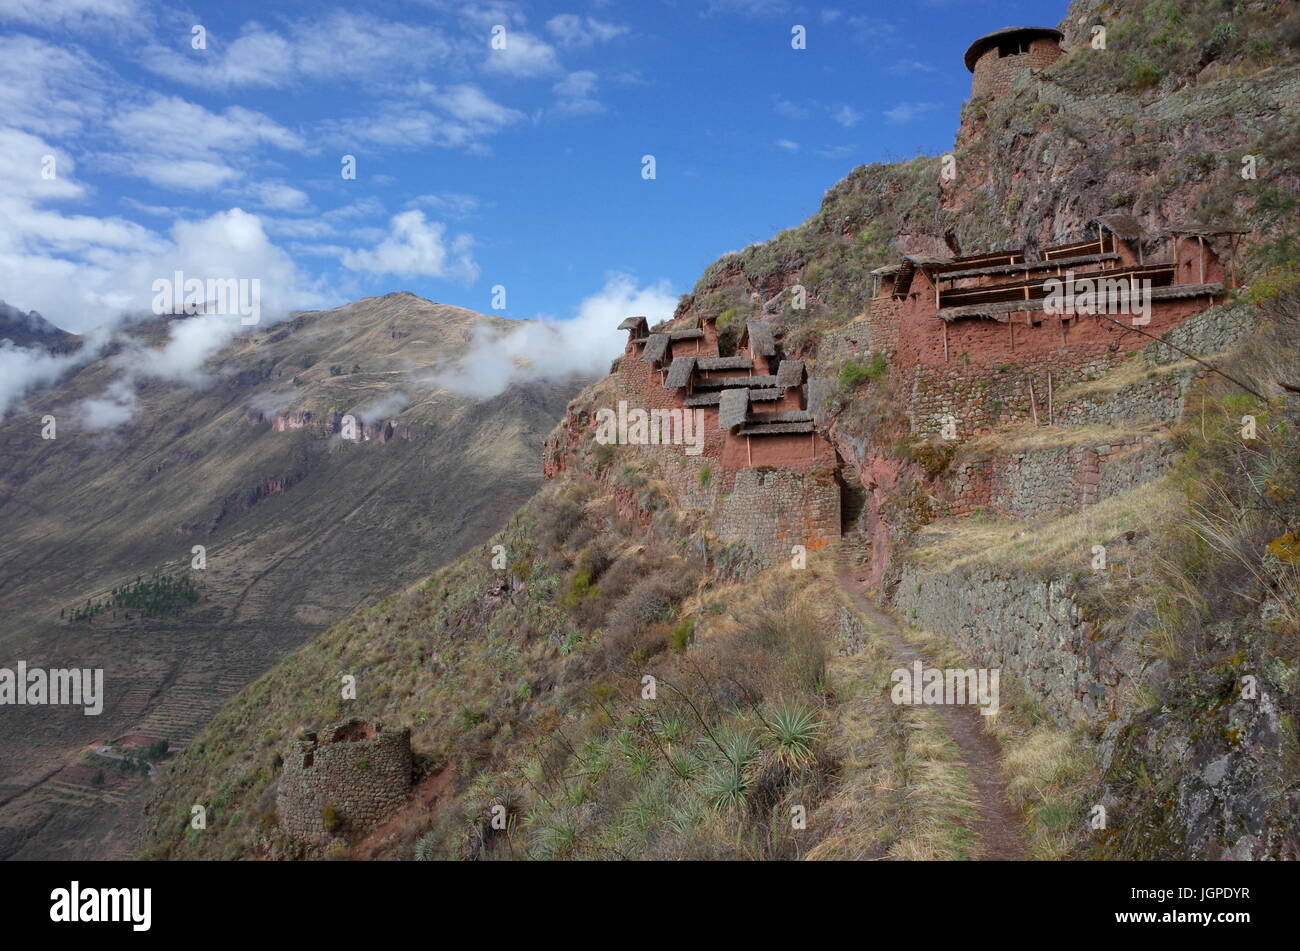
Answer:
766;703;824;769
534;816;580;859
701;763;748;814
714;724;760;771
413;832;438;861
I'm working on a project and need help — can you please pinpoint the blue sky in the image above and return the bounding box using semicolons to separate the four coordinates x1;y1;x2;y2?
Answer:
0;0;1070;337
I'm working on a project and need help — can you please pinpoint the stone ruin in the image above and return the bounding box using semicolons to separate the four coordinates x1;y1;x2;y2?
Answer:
276;719;413;840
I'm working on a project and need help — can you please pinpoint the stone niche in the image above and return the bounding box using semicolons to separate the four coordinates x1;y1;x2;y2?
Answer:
276;719;413;840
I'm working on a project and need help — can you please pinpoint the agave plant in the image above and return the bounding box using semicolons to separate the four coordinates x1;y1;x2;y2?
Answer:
701;762;748;814
413;832;438;861
714;724;760;770
765;702;824;769
534;816;580;859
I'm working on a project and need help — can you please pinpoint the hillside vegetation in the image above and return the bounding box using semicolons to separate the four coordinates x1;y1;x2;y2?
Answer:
144;0;1299;860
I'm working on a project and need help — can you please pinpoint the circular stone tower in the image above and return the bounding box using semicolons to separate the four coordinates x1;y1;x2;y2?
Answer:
964;26;1064;99
276;719;413;839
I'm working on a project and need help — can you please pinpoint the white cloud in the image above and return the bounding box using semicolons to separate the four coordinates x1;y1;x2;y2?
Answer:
406;193;480;218
816;144;855;159
545;14;629;48
110;96;304;156
76;377;136;431
830;104;862;128
323;83;521;153
706;0;791;15
0;129;322;333
884;101;941;123
432;84;525;125
774;96;809;119
889;58;938;74
0;0;145;30
774;139;800;152
552;70;604;116
141;13;452;89
104;96;304;193
484;31;560;77
0;34;117;137
246;182;312;212
341;210;478;282
352;391;410;422
435;273;677;399
0;338;95;417
134;159;239;191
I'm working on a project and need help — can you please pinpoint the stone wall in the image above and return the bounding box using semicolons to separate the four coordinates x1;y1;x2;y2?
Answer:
909;352;1119;437
970;36;1063;99
944;434;1177;518
1144;298;1257;365
1054;366;1196;427
891;567;1137;725
277;720;413;839
716;467;841;566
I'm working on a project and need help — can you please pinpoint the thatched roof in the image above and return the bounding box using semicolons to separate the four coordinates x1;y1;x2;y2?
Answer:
669;328;704;341
737;420;815;436
963;26;1063;71
718;388;750;430
683;392;722;407
941;252;1117;280
664;356;696;389
719;375;779;388
741;321;776;357
776;359;805;387
698;356;752;371
618;315;648;332
747;388;782;402
1091;215;1146;240
748;410;813;424
938;282;1225;321
640;333;670;364
1163;222;1249;236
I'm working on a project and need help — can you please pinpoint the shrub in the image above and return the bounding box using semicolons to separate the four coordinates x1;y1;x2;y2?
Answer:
320;804;343;834
669;619;694;653
1125;58;1163;90
838;352;888;391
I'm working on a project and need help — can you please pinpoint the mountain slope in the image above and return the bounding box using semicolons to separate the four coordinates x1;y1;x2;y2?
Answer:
142;0;1299;861
0;292;585;859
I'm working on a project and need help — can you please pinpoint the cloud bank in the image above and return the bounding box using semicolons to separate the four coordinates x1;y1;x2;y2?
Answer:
434;273;677;400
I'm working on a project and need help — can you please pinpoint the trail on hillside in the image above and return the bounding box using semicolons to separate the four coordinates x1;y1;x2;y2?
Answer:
837;574;1026;861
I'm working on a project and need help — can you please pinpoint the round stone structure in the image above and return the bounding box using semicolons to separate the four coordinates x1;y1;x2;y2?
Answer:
276;719;413;839
964;26;1064;99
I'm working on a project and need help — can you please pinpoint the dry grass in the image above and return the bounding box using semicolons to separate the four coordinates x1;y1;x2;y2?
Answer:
904;477;1179;575
957;420;1171;459
804;589;979;861
897;622;1095;860
1055;355;1197;401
